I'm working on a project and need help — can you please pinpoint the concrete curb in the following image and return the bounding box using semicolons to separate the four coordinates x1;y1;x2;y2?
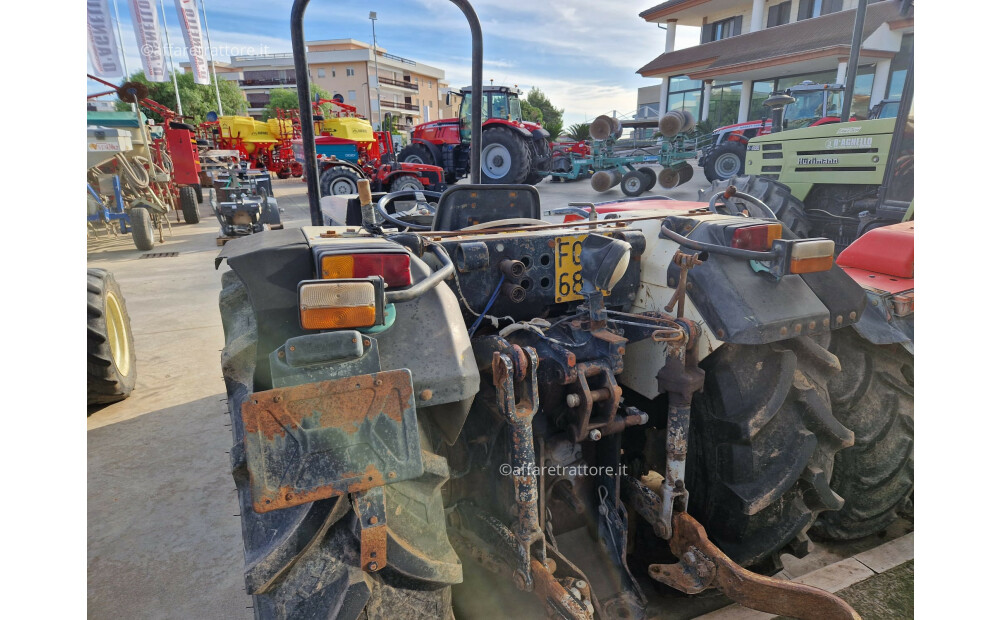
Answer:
696;533;914;619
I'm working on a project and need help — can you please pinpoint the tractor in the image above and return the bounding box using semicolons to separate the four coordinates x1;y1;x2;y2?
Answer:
213;2;913;619
293;99;447;197
399;85;552;185
700;81;855;182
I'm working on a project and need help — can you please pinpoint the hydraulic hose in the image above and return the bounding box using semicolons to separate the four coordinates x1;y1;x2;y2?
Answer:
385;243;455;304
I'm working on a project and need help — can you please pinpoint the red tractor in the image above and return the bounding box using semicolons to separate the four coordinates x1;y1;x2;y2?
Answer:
399;85;551;184
700;81;854;181
294;99;447;197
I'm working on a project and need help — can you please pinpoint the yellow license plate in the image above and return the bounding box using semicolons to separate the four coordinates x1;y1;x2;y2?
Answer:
554;234;611;303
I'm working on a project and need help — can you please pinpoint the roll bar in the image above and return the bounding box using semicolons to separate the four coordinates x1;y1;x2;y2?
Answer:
291;0;483;225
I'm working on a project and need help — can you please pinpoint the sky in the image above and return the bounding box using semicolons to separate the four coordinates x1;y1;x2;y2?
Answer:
88;0;701;124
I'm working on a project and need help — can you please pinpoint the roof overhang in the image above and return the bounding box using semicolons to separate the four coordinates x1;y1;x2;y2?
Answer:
640;0;744;27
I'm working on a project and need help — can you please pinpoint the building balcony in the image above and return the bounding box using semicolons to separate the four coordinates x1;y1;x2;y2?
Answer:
378;76;419;91
379;99;419;112
239;78;297;87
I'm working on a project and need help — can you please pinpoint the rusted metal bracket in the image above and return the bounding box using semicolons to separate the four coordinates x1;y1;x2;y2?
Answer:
494;347;545;589
353;486;387;573
664;250;703;318
530;558;593;620
648;512;862;620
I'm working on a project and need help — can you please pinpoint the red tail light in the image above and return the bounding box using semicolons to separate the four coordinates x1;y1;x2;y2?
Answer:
730;223;782;251
320;252;411;287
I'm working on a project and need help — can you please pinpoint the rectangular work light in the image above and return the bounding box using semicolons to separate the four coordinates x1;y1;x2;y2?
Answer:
298;278;385;330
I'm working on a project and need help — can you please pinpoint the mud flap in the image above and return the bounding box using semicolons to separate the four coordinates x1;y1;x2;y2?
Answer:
240;369;424;513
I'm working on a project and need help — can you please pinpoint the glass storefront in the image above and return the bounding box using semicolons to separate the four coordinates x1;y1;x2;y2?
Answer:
666;75;702;117
706;81;742;128
748;65;877;122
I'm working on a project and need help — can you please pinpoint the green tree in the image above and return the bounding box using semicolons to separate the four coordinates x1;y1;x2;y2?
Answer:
261;84;333;120
523;87;564;139
114;70;246;123
566;123;591;141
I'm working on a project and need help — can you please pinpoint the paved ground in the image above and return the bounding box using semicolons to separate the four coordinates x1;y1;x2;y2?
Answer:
87;168;912;619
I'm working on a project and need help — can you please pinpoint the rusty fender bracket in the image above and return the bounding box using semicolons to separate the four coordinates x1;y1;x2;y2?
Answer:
240;369;424;513
622;478;860;620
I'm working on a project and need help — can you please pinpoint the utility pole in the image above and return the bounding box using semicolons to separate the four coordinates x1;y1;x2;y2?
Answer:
111;0;130;77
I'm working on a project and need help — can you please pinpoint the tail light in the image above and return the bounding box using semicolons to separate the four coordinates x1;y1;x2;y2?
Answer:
891;292;914;317
298;279;384;330
730;223;782;251
787;239;835;274
319;252;411;287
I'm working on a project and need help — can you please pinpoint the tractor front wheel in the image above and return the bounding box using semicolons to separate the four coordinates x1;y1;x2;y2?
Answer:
481;128;530;184
703;142;745;181
390;175;424;193
319;166;361;197
88;269;136;407
398;143;435;166
180;185;200;224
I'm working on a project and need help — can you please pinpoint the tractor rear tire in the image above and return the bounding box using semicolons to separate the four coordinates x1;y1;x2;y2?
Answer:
319;166;361;197
130;206;155;251
390;175;424;193
88;269;136;406
192;184;203;204
180;185;200;224
398;143;435;166
707;175;811;238
703;142;745;181
219;270;459;619
687;336;854;572
811;330;914;540
621;170;647;197
481;127;530;184
523;170;546;185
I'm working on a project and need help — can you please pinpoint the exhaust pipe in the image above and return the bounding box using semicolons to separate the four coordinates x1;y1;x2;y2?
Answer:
763;92;796;134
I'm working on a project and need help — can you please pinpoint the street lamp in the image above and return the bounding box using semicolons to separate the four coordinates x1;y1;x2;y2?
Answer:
370;11;383;130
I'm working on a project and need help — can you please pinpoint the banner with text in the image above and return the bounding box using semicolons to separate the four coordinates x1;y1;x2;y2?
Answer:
128;0;167;82
87;0;123;77
174;0;211;85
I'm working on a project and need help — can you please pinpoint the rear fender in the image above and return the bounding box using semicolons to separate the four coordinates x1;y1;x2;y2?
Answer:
483;119;533;138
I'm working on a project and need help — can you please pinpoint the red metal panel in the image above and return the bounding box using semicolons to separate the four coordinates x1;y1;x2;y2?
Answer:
836;221;914;279
164;126;201;185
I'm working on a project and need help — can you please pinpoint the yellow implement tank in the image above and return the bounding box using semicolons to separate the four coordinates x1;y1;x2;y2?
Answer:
319;116;374;142
267;118;295;140
219;115;278;154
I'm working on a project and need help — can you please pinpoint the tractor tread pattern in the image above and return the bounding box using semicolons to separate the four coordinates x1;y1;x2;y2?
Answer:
180;185;200;224
689;336;852;571
481;127;531;184
811;329;914;540
87;269;136;405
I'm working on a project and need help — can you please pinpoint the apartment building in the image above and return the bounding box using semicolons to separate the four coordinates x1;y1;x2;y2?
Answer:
637;0;913;128
186;39;446;129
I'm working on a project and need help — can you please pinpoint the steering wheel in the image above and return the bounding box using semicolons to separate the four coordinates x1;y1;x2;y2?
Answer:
707;188;777;219
376;190;442;231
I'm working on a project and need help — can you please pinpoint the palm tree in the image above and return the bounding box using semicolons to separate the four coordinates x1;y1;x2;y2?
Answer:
567;123;591;141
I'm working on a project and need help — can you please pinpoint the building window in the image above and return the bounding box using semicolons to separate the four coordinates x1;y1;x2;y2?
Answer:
797;0;842;21
348;90;356;101
330;68;335;77
886;34;913;100
706;81;742;127
347;67;355;77
666;74;702;122
767;1;792;27
317;68;326;78
702;16;742;43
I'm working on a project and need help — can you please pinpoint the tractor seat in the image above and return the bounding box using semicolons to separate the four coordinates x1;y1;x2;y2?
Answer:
431;184;540;231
